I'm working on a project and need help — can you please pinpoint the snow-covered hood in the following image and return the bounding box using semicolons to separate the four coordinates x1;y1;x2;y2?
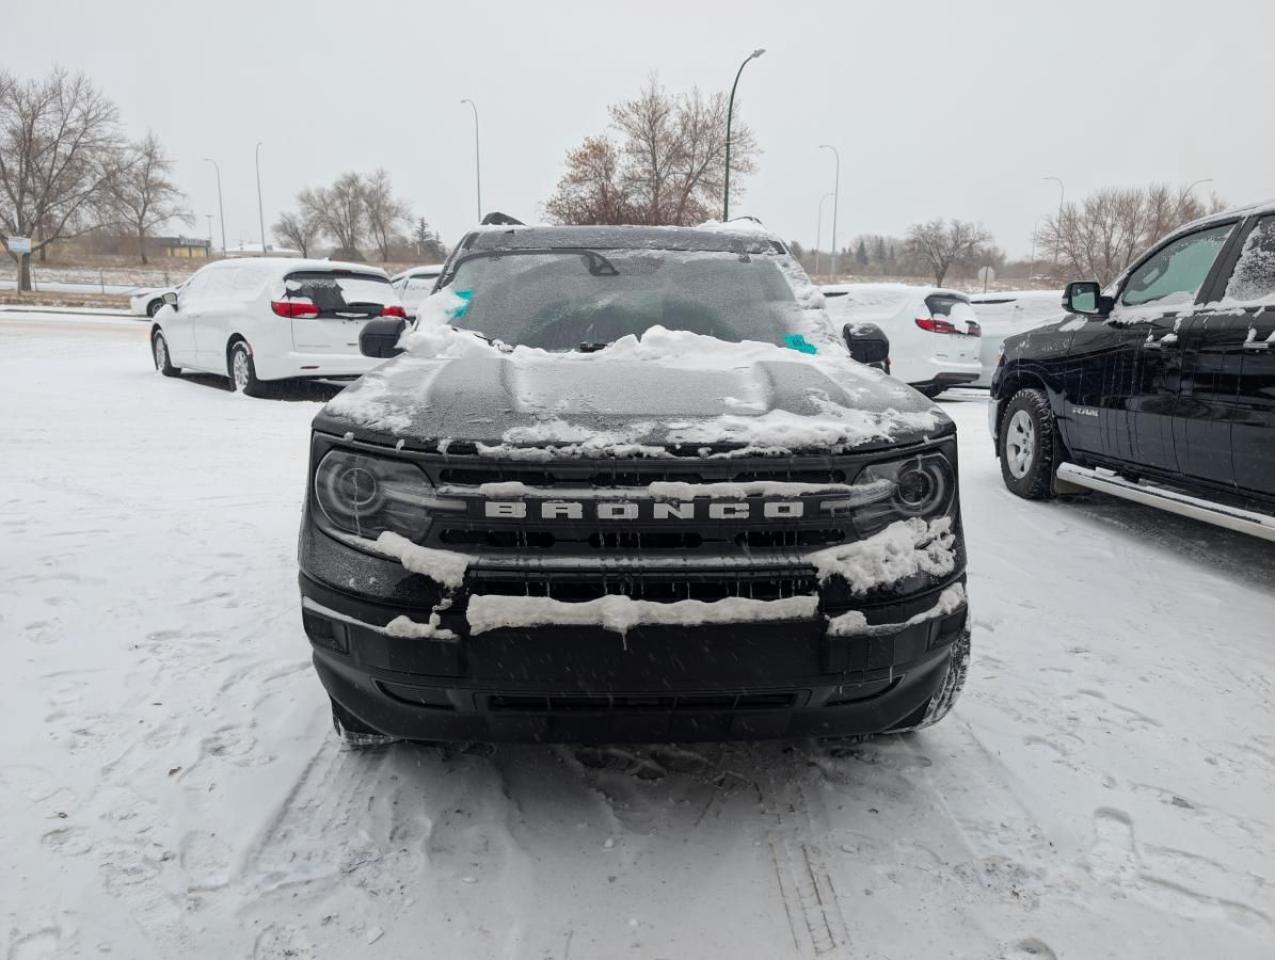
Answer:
317;325;951;458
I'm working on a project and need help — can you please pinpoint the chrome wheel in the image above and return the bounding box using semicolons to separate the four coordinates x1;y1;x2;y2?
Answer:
154;335;168;371
232;348;251;392
1005;409;1036;479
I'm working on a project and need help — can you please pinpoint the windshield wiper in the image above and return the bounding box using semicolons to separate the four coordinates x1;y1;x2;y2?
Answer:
581;250;619;276
576;341;611;353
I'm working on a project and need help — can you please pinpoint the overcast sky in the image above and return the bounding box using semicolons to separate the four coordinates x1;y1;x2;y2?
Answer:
5;0;1273;258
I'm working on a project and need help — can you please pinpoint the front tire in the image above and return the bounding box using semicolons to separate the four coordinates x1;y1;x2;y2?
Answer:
228;341;268;397
146;298;164;318
152;331;181;377
918;384;946;400
999;388;1057;499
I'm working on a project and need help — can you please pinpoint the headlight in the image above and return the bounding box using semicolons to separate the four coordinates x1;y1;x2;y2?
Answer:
848;452;956;537
313;449;464;541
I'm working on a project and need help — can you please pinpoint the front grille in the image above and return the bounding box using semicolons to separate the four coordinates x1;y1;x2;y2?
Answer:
437;527;847;551
465;573;819;603
437;463;848;487
486;692;798;713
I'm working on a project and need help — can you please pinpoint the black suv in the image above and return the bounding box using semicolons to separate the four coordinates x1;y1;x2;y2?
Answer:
298;223;971;745
990;202;1275;540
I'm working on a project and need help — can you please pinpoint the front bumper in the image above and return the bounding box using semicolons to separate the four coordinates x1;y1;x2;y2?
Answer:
298;560;970;744
253;350;384;382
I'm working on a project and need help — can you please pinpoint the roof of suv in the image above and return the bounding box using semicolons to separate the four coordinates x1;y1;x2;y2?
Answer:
461;223;783;256
209;257;390;280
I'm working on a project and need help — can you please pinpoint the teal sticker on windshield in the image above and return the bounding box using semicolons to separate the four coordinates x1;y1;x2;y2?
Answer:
448;290;473;319
783;333;817;355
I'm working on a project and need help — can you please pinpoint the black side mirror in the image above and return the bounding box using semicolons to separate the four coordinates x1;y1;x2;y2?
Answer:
359;317;407;358
1063;280;1111;316
843;322;890;372
162;291;178;310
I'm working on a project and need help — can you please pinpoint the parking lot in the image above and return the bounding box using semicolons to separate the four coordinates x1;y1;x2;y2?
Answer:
2;313;1272;960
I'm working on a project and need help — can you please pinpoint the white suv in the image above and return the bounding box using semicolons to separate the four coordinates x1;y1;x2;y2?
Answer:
149;258;404;396
821;283;982;398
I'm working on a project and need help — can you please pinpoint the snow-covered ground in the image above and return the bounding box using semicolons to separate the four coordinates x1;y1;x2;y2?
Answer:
2;315;1273;959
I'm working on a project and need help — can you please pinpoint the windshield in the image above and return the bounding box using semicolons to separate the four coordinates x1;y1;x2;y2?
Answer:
440;249;803;350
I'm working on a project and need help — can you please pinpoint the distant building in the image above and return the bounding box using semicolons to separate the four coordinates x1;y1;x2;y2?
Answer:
224;241;302;258
151;236;211;259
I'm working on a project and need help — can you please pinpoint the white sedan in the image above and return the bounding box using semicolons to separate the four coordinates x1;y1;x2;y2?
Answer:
128;285;178;318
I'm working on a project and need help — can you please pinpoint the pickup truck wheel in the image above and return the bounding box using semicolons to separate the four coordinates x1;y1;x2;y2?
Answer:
229;341;268;397
999;388;1056;499
330;698;399;749
152;331;181;377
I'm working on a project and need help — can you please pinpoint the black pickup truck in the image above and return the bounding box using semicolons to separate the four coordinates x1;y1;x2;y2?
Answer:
990;202;1275;540
297;223;971;746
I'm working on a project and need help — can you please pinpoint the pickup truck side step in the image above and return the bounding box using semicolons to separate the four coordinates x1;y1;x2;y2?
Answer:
1055;463;1275;542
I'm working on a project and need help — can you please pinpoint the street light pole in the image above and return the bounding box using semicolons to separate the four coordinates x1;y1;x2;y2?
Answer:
254;142;266;257
815;191;834;277
819;145;841;277
1043;176;1064;268
203;157;226;255
461;99;482;222
1181;178;1214;216
723;48;765;221
1043;175;1065;222
1029;214;1048;284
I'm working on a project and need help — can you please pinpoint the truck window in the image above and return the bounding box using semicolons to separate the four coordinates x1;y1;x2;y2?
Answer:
1224;216;1275;303
1120;224;1233;308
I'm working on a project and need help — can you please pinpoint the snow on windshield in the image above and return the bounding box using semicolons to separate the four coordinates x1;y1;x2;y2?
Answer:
442;249;806;351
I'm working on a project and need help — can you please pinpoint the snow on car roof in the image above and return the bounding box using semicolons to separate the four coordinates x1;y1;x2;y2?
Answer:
816;283;963;316
229;257;391;280
462;224;781;256
390;265;445;283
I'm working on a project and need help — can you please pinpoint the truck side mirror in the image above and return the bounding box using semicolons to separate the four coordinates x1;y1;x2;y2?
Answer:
843;322;890;372
359;317;407;358
1063;280;1111;316
162;291;178;310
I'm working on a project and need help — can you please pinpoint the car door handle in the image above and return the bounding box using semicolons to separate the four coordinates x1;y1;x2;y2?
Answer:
1143;332;1178;350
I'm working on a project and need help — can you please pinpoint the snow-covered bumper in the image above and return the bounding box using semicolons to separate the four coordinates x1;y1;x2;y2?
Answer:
298;529;969;744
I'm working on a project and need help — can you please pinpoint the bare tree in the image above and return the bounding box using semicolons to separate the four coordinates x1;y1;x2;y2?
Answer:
1043;183;1226;285
109;132;191;264
0;69;121;291
299;172;364;258
906;219;993;286
362;169;411;261
546;76;759;226
272;209;319;257
544;136;633;225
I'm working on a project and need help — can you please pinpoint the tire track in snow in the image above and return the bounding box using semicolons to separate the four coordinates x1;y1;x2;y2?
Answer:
756;746;850;958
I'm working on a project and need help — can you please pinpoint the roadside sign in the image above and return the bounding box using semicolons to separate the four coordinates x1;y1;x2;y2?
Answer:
7;236;32;255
